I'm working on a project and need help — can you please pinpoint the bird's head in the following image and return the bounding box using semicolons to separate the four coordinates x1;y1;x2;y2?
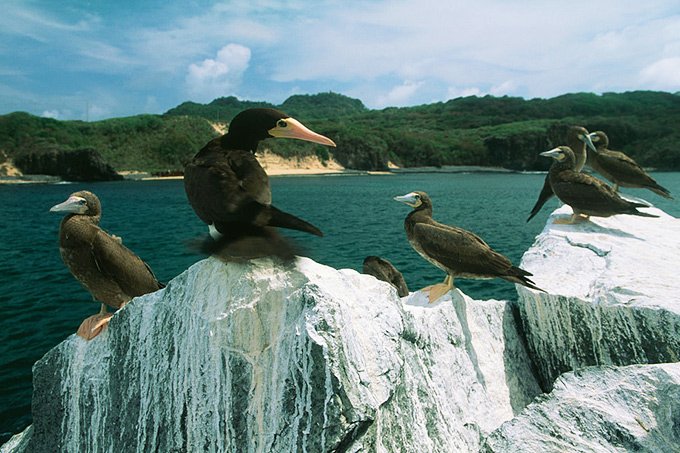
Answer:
50;190;101;217
588;131;609;148
226;108;336;151
540;146;577;166
394;191;431;209
569;125;597;153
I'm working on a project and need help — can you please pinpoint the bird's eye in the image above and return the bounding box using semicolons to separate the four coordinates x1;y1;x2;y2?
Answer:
415;194;420;199
277;120;287;128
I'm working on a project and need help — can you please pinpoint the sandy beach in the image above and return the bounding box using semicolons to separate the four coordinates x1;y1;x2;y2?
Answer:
256;150;346;175
0;150;398;184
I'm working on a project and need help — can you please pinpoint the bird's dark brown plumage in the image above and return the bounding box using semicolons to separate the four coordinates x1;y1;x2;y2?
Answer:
362;256;409;297
50;191;164;310
184;108;335;260
395;191;542;295
527;126;596;221
587;131;672;199
541;146;659;219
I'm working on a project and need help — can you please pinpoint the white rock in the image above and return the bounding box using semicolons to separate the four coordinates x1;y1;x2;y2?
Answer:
13;256;539;453
517;205;680;389
484;363;680;452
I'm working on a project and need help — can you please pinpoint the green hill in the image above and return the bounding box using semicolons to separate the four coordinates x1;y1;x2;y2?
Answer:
0;112;217;172
2;91;680;174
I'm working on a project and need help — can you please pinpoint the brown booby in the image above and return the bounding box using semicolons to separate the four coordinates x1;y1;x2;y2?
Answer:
394;191;542;302
540;146;659;223
184;108;336;260
50;191;164;339
527;126;596;221
587;131;672;199
362;256;409;297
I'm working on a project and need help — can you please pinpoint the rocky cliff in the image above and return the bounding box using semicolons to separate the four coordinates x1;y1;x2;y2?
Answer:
516;204;680;390
6;258;539;452
4;205;680;452
14;148;122;181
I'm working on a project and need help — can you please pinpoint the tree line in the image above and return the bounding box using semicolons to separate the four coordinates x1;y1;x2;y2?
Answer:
1;90;679;174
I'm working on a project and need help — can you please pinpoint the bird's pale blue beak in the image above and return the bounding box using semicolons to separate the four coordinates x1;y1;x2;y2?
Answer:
540;148;563;159
50;196;87;213
580;133;597;152
394;192;419;207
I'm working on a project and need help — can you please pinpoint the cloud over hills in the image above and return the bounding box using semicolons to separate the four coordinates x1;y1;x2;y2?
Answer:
0;1;679;120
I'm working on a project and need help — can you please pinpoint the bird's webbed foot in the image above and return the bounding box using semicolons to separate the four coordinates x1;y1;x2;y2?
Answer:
553;213;589;224
422;275;454;303
76;305;114;340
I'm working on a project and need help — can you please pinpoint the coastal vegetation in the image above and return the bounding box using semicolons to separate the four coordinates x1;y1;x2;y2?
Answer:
1;91;679;175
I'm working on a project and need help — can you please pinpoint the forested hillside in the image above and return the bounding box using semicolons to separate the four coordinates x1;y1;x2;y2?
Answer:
2;90;679;174
0;113;216;172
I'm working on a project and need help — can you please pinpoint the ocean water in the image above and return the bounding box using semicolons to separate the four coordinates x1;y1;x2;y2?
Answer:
1;172;679;443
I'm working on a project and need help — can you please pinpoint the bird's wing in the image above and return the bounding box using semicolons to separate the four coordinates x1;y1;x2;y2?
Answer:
413;222;513;276
90;231;162;297
552;171;624;211
184;147;271;225
527;174;555;221
598;150;654;182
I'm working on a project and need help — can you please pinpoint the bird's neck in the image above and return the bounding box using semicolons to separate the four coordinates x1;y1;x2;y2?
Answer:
60;214;100;244
549;159;575;175
407;206;433;222
221;133;260;153
567;136;586;171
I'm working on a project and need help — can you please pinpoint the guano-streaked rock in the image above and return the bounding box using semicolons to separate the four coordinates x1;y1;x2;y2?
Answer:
517;204;680;390
8;203;680;452
8;257;540;452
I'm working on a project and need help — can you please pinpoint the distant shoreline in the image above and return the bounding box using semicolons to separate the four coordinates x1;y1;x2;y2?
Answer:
0;166;555;185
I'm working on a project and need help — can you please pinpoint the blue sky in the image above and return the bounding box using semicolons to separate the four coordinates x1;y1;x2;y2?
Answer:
2;0;680;121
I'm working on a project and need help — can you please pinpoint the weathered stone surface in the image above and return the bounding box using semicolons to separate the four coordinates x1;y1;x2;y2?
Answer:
517;204;680;390
9;204;680;452
11;257;539;452
483;363;680;452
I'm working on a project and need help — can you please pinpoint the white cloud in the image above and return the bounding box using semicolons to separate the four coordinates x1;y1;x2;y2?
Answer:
41;110;60;119
490;81;518;96
3;0;680;119
260;0;680;104
447;87;482;99
185;44;251;102
87;103;110;121
375;80;424;107
0;3;98;41
640;57;680;88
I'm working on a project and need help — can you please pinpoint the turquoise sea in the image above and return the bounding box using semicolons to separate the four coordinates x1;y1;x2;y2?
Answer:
1;172;679;443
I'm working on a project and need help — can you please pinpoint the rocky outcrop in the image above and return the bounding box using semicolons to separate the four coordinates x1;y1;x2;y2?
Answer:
5;203;680;452
14;148;122;181
9;257;539;452
484;363;680;452
517;204;680;390
0;150;22;176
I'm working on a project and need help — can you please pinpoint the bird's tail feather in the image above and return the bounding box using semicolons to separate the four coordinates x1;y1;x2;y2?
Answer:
620;194;654;207
186;227;303;263
632;210;659;218
266;205;323;237
527;176;554;222
619;196;659;218
650;184;673;199
505;267;545;292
